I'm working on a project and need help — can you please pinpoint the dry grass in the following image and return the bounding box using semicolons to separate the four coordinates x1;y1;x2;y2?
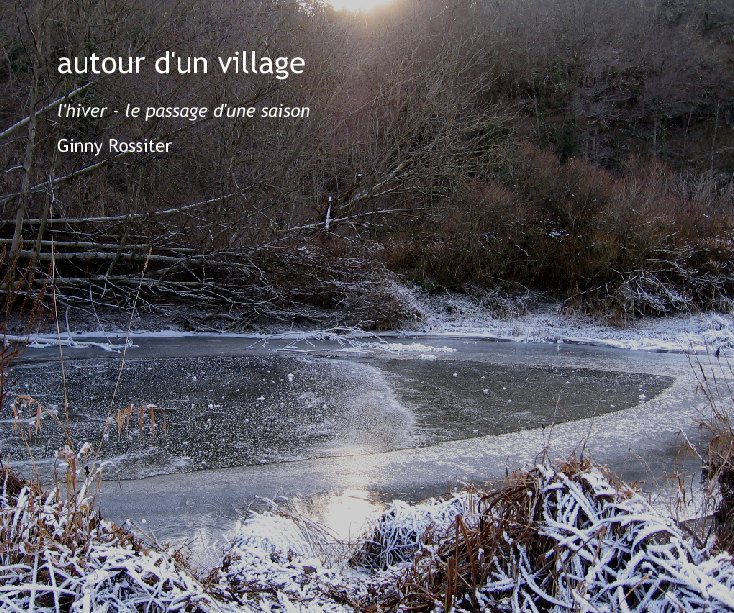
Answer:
711;432;734;553
353;458;734;612
691;349;734;554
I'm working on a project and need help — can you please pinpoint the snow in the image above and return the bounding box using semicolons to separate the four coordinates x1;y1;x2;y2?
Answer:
399;288;734;354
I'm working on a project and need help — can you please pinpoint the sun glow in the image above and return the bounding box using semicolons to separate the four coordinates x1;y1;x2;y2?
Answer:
328;0;394;12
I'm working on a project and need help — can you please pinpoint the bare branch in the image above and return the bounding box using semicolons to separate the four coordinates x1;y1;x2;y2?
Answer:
0;82;92;142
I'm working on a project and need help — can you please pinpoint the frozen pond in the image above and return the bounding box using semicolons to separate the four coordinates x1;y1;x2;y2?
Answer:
0;335;711;549
3;338;670;479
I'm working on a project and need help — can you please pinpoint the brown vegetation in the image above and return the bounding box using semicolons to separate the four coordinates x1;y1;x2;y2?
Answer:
0;0;732;327
694;352;734;554
387;145;734;318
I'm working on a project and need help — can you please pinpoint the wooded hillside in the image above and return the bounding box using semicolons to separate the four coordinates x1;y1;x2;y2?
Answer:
1;0;733;329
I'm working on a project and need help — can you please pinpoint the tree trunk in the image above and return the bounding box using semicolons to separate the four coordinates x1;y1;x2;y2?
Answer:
10;68;39;258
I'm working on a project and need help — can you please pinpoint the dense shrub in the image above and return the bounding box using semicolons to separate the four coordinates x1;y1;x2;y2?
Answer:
383;143;734;317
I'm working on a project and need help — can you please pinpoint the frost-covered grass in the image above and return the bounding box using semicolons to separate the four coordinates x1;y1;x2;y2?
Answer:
393;461;734;611
3;460;734;612
207;511;368;612
398;287;734;353
0;468;211;612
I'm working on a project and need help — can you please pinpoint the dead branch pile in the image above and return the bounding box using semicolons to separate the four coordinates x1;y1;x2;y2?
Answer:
8;224;417;332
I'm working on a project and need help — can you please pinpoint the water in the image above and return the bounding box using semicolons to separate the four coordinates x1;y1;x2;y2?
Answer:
0;335;708;553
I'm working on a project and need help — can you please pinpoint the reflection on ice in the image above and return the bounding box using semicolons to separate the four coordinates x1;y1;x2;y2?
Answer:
293;489;382;542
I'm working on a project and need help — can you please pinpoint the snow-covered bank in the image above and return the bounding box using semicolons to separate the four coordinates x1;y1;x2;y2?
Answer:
8;286;734;355
4;462;733;612
397;287;734;353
